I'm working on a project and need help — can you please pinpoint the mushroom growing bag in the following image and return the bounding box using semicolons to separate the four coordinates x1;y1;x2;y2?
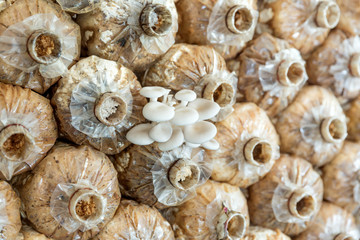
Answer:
242;227;290;240
336;0;360;36
56;0;101;13
17;143;121;240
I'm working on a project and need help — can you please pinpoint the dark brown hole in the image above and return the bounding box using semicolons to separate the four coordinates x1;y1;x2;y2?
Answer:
234;8;253;32
296;195;315;217
213;83;233;107
252;142;272;164
329;119;345;140
35;34;55;57
227;215;245;238
287;63;304;85
2;133;26;157
76;196;97;220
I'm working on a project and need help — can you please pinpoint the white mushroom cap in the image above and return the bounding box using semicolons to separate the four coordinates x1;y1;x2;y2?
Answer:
171;107;199;126
149;122;173;143
140;86;167;99
186;142;201;148
201;139;220;150
126;123;154;145
143;102;175;122
175;89;197;102
188;98;221;121
184;121;217;144
158;127;184;151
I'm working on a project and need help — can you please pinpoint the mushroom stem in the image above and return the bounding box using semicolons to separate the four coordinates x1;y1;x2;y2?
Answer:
244;137;273;166
94;92;127;126
350;53;360;78
226;5;254;34
316;1;340;29
69;188;106;225
168;159;201;190
277;60;306;87
320;117;347;143
27;30;62;64
334;233;356;240
140;4;173;37
216;205;247;240
0;125;36;161
288;190;316;220
203;77;235;108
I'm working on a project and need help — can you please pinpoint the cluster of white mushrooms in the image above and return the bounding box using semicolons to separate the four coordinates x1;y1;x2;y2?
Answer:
126;87;221;151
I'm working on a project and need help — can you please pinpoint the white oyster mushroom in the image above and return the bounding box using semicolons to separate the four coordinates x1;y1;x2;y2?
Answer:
149;122;173;143
126;123;154;145
188;98;221;121
201;139;220;150
186;142;201;148
175;89;197;106
184;121;217;144
171;107;199;126
158;127;185;151
142;102;175;122
140;86;167;102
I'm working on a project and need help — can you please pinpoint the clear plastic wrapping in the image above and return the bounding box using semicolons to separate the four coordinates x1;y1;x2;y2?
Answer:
144;44;237;121
308;29;360;103
294;202;360;240
0;0;81;94
242;226;290;240
208;103;280;188
322;141;360;229
276;86;347;167
20;225;53;240
76;0;178;73
0;82;57;180
336;0;360;36
52;56;146;155
266;0;340;57
17;143;121;240
0;181;21;240
93;200;175;240
346;95;360;141
163;180;249;240
233;33;307;119
0;0;15;12
114;145;212;209
56;0;101;13
248;154;323;236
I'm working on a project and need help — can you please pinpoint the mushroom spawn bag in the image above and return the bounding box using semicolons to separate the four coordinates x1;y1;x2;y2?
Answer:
265;0;340;57
0;0;81;94
55;0;100;13
322;141;360;228
93;200;174;240
294;202;359;240
76;0;178;74
17;143;121;240
208;103;280;188
276;86;347;167
51;56;147;155
248;154;323;236
0;181;21;240
176;0;258;60
242;226;290;240
19;225;53;240
0;82;57;180
163;180;249;240
114;145;212;209
346;95;360;141
307;29;360;104
336;0;360;36
143;44;237;122
231;33;307;119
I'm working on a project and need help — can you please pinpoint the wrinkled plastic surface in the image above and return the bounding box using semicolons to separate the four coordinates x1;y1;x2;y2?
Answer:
20;225;53;240
248;155;323;236
337;0;360;36
163;180;249;240
243;226;290;240
0;14;79;78
208;103;280;188
0;83;57;180
235;33;307;119
17;144;121;240
346;95;360;141
93;200;174;240
295;202;359;240
276;86;346;167
56;0;100;13
144;44;237;122
0;0;14;12
0;181;21;240
308;30;360;102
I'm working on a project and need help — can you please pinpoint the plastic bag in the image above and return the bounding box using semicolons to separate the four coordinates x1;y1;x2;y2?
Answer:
93;200;174;240
0;83;57;180
336;0;360;36
0;181;21;240
295;202;359;240
266;0;340;57
346;95;360;141
276;86;347;167
17;143;121;240
242;227;290;240
322;141;360;230
163;180;249;240
208;103;280;188
248;154;323;236
20;225;53;240
233;33;307;119
0;0;15;12
115;145;212;209
144;44;237;122
76;0;178;73
56;0;101;13
52;56;146;155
